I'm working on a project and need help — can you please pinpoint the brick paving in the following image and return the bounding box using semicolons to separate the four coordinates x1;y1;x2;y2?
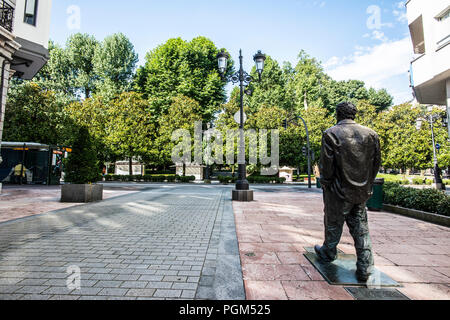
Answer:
0;185;139;223
0;185;244;300
234;187;450;300
1;184;449;300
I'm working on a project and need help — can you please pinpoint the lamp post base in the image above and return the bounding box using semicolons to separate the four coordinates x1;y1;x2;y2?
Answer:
232;189;254;202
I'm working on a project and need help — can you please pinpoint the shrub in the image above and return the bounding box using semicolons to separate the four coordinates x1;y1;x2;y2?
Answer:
166;175;176;182
218;175;231;184
247;176;286;184
412;177;424;185
444;179;450;186
145;170;174;175
152;175;166;182
104;174;114;182
178;176;195;183
437;197;450;216
384;183;449;216
64;127;101;184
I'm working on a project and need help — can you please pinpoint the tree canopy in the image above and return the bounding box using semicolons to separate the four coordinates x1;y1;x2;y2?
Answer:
135;36;229;122
6;32;445;176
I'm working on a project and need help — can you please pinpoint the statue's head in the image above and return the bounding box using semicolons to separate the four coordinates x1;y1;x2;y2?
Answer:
336;102;357;122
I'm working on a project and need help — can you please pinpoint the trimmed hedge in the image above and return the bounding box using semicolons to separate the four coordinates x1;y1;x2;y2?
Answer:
384;183;450;217
218;176;236;184
104;174;192;183
177;175;196;183
218;175;286;184
248;176;286;184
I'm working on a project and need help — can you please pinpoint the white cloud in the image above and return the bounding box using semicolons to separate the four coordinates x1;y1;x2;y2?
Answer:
325;37;414;103
393;1;408;23
372;30;389;42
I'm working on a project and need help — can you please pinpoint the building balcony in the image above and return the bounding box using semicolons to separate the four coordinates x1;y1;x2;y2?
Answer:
411;45;450;105
0;0;14;33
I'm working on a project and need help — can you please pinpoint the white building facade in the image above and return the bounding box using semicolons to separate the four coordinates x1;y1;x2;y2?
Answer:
406;0;450;137
0;0;53;192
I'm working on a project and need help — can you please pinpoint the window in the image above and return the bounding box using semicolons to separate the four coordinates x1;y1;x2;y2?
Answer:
435;6;450;21
409;15;425;54
24;0;38;26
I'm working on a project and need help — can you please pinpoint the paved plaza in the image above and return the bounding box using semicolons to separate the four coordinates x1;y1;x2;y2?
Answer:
0;184;449;300
235;187;450;300
0;185;243;300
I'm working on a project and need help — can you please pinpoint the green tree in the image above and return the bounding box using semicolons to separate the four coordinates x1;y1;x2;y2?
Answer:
156;95;203;168
64;126;101;184
103;92;155;175
286;50;331;114
34;41;75;98
136;37;229;122
355;100;380;129
3;82;73;145
65;96;111;163
378;104;430;170
247;56;291;113
93;33;139;98
66;33;99;98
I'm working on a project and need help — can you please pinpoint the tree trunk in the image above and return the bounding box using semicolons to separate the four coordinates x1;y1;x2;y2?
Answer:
129;158;133;176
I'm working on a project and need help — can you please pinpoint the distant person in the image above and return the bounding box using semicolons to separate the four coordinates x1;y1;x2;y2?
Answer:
315;102;382;282
13;163;27;184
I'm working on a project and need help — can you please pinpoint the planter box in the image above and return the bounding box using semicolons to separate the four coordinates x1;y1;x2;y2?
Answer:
61;184;103;203
382;204;450;227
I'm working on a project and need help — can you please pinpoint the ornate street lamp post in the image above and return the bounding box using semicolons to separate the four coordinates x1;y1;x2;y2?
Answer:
217;49;266;201
416;106;446;190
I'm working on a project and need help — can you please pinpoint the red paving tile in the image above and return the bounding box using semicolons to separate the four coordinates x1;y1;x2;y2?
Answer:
245;281;288;300
234;190;450;300
282;281;353;300
240;252;281;265
399;283;450;300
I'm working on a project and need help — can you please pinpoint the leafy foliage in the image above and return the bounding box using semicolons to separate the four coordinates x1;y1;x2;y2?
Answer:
64;126;101;184
384;183;450;216
103;92;155;164
3;82;74;145
155;95;203;168
135;37;228;121
93;33;138;98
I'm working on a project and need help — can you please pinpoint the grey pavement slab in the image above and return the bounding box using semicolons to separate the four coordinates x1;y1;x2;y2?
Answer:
0;185;244;300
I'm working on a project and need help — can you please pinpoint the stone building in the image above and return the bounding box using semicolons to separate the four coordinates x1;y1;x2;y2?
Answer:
0;0;52;192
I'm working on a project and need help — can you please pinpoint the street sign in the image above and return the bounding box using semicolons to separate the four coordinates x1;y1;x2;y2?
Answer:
436;143;441;150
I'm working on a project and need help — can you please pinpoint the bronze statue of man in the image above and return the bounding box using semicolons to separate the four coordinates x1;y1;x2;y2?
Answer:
315;102;381;282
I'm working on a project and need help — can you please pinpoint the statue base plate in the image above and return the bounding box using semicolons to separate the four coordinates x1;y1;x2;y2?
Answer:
345;287;409;300
304;247;401;287
232;190;254;202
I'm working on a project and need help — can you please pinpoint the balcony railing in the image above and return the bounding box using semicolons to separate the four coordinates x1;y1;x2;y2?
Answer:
0;0;14;33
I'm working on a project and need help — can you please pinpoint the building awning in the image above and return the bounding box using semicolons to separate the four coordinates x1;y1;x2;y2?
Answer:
1;142;50;150
11;37;49;80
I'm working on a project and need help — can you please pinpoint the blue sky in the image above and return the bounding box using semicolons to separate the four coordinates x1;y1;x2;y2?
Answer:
49;0;413;104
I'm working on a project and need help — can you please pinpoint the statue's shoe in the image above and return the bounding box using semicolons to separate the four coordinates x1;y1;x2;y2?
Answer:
314;245;336;263
356;269;372;282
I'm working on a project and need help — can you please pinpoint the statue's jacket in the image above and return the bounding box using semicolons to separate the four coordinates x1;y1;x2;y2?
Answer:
320;119;382;205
